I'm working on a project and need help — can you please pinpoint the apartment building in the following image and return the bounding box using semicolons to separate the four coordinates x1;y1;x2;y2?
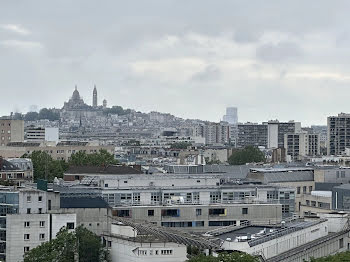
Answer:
237;123;268;148
327;113;350;155
0;187;74;261
237;121;301;149
25;126;59;143
0;158;33;184
266;120;302;149
284;132;320;161
0;119;24;146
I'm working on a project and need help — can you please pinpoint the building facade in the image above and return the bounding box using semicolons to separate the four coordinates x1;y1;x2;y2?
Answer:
327;113;350;156
0;119;24;146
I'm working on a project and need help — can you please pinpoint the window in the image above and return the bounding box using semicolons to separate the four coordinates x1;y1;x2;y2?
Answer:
48;200;51;211
27;196;31;202
151;192;161;203
123;181;128;183
39;208;42;214
115;209;131;217
297;187;301;194
210;192;221;203
209;221;236;227
148;210;154;216
133;193;140;203
24;234;30;240
306;200;310;206
340;238;344;248
155;250;159;255
161;250;173;255
27;208;31;214
108;241;112;248
67;222;75;229
24;221;30;228
309;186;313;192
40;221;45;227
38;196;43;202
282;205;290;213
209;208;226;216
24;247;30;253
303;186;307;194
242;208;248;215
39;233;45;241
161;209;179;217
104;184;108;188
196;209;202;216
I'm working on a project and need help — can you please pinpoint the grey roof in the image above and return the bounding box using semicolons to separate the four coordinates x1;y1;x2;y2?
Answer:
262;171;314;183
333;184;350;190
60;196;108;208
0;159;20;171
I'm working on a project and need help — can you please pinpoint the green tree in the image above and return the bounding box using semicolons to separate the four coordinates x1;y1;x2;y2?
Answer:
69;149;118;166
38;108;60;121
308;251;350;261
24;111;39;121
24;227;110;262
187;252;259;262
23;151;68;181
228;146;265;165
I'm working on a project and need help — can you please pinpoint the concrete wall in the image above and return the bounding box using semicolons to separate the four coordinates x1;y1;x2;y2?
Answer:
60;207;110;236
6;214;49;262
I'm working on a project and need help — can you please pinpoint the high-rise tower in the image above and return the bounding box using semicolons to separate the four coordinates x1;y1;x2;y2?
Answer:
93;85;97;107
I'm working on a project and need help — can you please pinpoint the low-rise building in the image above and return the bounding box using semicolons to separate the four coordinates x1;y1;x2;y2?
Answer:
105;223;187;262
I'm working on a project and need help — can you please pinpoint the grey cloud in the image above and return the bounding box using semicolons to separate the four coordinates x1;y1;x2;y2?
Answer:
191;65;221;82
256;42;303;62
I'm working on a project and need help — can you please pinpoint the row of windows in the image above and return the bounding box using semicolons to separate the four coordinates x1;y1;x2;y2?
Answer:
24;221;45;228
117;207;250;218
297;186;313;194
138;249;173;256
24;233;45;241
27;195;43;202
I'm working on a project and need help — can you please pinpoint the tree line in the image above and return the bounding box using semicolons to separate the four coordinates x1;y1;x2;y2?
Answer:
23;149;118;182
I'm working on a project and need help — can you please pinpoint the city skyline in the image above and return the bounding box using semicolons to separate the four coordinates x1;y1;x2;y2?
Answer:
2;1;350;125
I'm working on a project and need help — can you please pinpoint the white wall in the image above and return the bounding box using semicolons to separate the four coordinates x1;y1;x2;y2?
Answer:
268;124;278;149
109;238;187;262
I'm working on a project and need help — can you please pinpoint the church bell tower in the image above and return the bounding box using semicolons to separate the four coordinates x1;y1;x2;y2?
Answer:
93;85;97;107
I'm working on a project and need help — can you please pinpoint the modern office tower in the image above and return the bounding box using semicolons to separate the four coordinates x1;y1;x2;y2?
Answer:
223;107;238;125
0;119;24;146
284;132;320;161
327;113;350;156
237;123;268;148
93;85;97;107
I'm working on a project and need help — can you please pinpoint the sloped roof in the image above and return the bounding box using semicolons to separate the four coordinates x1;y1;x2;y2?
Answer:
0;159;20;171
60;196;109;208
263;171;314;183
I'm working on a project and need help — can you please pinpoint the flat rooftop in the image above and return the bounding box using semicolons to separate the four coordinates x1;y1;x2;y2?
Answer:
216;219;326;247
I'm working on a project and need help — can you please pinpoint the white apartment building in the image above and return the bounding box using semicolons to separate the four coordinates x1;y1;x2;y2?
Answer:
6;213;76;262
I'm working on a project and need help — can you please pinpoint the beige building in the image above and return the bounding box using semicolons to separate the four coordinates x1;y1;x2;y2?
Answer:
0;119;24;146
0;141;114;161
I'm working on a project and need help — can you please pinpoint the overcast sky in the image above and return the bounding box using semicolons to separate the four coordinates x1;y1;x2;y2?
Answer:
1;1;350;125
